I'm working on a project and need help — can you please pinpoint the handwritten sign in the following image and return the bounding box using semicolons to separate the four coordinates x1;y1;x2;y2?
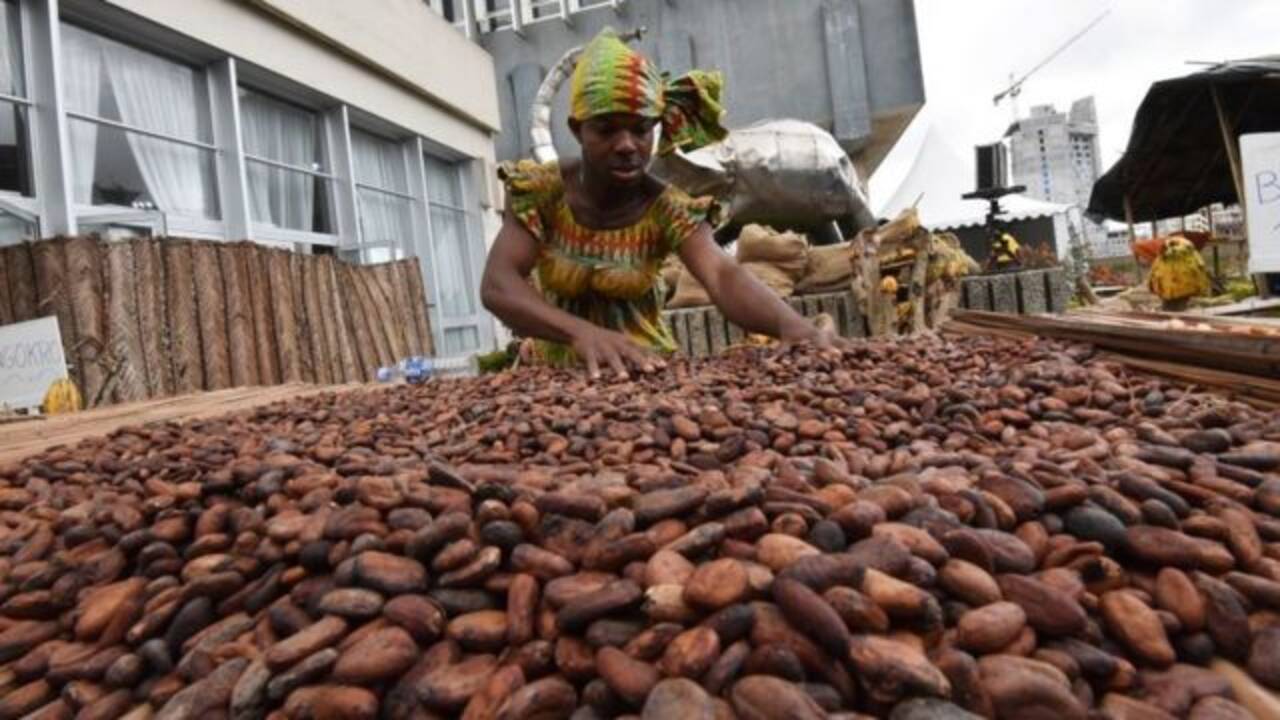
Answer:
0;316;69;411
1241;132;1280;274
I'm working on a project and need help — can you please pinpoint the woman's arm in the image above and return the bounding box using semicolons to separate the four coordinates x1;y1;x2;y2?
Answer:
480;210;661;378
678;225;834;344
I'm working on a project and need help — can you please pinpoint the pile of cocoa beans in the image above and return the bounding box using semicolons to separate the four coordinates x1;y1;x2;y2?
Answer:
2;334;1280;720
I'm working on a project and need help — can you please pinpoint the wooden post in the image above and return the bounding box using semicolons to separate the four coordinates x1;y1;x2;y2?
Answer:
300;258;333;385
0;247;12;327
192;242;232;391
1;244;37;323
65;236;107;405
134;239;171;397
104;241;149;403
219;243;260;388
1123;194;1136;246
246;244;281;385
339;263;378;381
267;249;304;384
289;252;317;383
163;241;205;394
1209;206;1221;281
1211;84;1246;205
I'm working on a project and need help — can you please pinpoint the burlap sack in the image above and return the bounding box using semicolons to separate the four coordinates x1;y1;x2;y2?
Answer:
742;261;796;298
735;224;808;280
668;267;713;308
798;242;854;293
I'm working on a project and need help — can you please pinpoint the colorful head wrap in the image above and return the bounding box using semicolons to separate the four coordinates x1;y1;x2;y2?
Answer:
569;28;728;156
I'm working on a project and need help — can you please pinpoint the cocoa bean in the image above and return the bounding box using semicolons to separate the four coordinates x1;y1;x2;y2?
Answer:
730;675;826;720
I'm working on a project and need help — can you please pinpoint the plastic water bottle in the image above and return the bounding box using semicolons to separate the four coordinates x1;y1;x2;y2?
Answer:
375;366;399;383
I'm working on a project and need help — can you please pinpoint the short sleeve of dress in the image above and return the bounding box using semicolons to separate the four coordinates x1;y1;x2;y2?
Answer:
498;159;565;245
655;185;722;255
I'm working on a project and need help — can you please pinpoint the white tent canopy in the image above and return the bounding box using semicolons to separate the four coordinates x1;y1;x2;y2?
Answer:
876;124;1073;231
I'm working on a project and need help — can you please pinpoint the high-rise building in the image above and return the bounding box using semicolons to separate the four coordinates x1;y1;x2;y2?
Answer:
1007;97;1101;206
1007;97;1104;250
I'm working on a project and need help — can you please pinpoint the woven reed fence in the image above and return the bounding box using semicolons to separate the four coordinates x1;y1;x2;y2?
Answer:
0;237;432;407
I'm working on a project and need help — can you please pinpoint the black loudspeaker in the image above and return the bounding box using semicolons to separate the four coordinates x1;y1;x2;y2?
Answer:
975;143;1008;192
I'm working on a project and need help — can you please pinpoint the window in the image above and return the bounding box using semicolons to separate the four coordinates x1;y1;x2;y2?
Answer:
352;129;413;257
0;207;33;245
425;0;459;22
240;88;334;234
0;1;32;197
60;23;218;219
424;155;481;354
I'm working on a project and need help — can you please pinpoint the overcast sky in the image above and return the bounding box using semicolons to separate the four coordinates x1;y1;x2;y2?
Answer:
867;0;1280;210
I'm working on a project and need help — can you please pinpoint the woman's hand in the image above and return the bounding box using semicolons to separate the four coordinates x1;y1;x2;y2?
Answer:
570;324;664;379
778;316;844;349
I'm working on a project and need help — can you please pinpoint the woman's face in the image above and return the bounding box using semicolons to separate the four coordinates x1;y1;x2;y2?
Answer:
572;113;658;186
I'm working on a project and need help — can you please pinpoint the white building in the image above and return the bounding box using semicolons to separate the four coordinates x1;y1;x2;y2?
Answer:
1007;97;1105;249
0;0;501;356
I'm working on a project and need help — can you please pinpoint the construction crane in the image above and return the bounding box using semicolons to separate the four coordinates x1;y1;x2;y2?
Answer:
993;8;1112;120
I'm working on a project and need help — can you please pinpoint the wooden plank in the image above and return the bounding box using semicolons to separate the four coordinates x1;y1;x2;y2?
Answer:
219;243;260;387
339;263;379;381
267;249;303;383
371;262;408;362
0;244;12;326
323;256;359;383
389;261;422;357
191;242;232;390
353;265;395;368
289;251;318;383
687;308;710;358
3;244;37;322
0;383;366;464
312;256;343;384
32;239;80;391
377;261;414;358
300;257;333;385
706;308;728;356
402;257;435;357
163;241;204;394
103;241;148;403
134;239;170;397
246;244;281;386
65;236;108;405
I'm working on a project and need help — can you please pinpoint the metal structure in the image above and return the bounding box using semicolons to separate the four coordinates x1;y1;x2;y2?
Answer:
470;0;924;182
526;30;876;240
992;9;1110;122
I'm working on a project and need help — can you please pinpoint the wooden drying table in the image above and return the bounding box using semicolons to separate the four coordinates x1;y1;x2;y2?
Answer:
0;383;368;465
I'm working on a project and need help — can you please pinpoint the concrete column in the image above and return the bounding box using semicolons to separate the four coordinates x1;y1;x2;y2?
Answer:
323;105;359;246
23;0;76;236
207;58;252;240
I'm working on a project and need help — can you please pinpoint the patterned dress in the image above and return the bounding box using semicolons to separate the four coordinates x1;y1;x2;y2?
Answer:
500;159;720;366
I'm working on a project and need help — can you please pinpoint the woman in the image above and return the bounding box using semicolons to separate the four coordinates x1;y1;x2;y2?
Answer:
481;29;837;379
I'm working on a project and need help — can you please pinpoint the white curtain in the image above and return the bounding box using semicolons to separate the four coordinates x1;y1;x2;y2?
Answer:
0;3;21;97
241;91;317;231
103;41;213;218
352;130;412;250
60;25;104;204
424;156;476;318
